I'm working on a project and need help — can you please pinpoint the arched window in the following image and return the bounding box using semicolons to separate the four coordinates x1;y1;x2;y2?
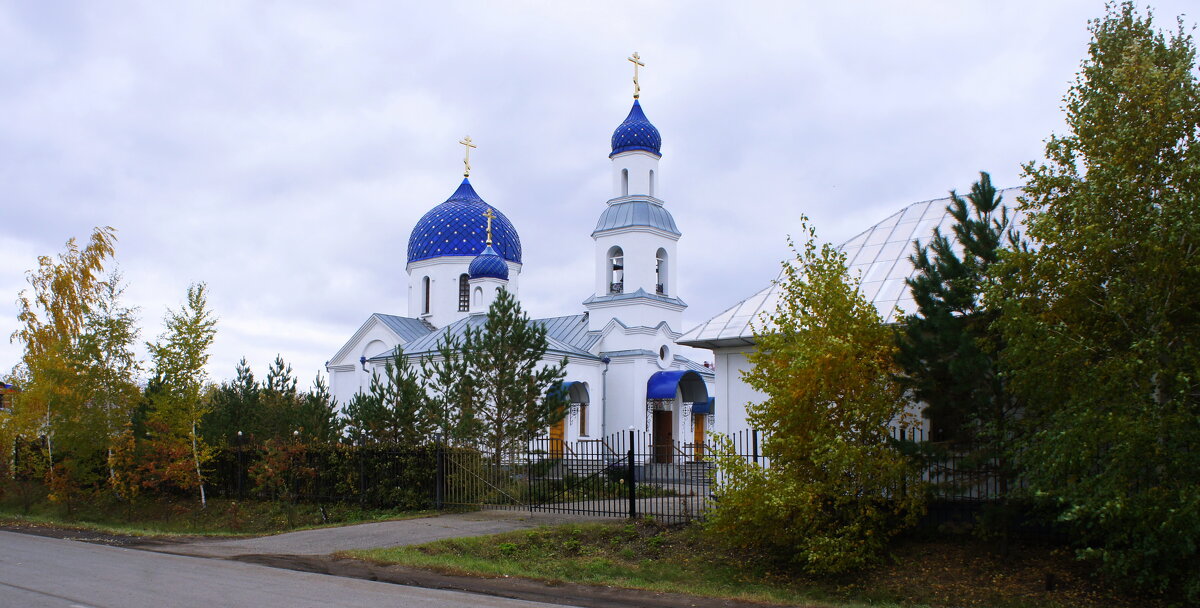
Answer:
607;246;624;294
458;274;469;312
422;276;431;315
621;168;629;196
473;286;483;307
649;169;655;197
656;248;668;295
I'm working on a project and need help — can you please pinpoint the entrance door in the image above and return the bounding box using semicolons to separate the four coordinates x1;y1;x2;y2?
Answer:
549;417;566;458
652;410;674;463
692;414;705;461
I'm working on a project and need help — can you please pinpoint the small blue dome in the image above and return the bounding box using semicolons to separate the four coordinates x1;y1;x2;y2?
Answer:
610;100;661;157
468;245;509;280
407;179;522;265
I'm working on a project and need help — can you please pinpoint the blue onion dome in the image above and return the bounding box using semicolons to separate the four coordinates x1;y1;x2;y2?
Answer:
610;100;661;157
407;179;522;265
468;244;509;280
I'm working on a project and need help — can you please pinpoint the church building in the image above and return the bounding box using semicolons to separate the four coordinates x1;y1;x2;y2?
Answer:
328;62;715;453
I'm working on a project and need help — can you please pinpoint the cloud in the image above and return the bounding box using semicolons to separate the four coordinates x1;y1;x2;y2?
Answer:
2;0;1195;383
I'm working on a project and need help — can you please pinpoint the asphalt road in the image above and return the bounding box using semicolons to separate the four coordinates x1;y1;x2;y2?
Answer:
0;531;564;608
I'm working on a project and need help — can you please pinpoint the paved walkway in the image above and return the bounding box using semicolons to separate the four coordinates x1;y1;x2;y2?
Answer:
154;510;605;559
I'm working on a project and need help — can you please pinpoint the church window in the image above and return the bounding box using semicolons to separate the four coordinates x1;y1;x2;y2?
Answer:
579;401;588;436
607;246;624;294
656;248;668;295
473;286;483;307
458;274;469;312
422;276;431;315
621;168;629;196
649;169;655;196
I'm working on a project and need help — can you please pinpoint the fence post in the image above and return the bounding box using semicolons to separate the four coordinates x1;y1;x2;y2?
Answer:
627;430;637;519
752;429;759;465
236;434;244;499
358;441;366;508
435;440;445;510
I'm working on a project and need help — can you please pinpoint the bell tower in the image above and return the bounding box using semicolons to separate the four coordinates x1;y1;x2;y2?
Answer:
584;54;686;333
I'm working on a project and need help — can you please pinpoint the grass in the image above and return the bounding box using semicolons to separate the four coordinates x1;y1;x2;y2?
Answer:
0;484;432;537
348;519;1163;608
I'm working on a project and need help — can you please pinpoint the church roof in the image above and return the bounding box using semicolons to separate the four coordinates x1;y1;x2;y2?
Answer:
592;200;680;236
468;244;510;281
374;314;437;343
377;313;602;361
610;100;661;157
407;179;522;265
678;188;1027;349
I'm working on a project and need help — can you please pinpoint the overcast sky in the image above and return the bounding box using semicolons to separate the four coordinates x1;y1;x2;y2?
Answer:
3;1;1195;387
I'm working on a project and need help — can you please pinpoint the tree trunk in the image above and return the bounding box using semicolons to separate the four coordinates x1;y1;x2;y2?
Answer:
191;419;206;508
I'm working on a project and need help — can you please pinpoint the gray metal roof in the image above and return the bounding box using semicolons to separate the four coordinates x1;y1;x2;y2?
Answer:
592;200;681;236
679;188;1027;348
374;314;436;343
376;313;601;361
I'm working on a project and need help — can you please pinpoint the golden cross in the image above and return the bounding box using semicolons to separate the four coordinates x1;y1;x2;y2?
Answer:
484;207;496;245
459;135;477;177
628;52;644;99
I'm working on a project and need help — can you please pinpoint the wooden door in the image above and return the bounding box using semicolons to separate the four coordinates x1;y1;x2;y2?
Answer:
652;410;674;464
549;417;566;458
692;414;706;461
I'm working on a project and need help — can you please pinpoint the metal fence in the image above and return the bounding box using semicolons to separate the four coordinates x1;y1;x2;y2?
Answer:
201;427;1016;523
441;430;718;522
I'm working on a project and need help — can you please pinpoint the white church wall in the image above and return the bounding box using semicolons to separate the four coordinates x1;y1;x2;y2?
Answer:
328;321;403;409
406;257;521;328
591;228;678;300
610;151;659;197
711;347;762;436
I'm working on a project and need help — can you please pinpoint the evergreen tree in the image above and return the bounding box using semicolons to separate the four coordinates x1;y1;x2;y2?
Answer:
259;354;301;440
374;350;432;446
896;173;1021;495
340;350;429;446
201;357;260;446
994;3;1200;599
341;390;381;446
296;373;342;444
464;288;568;464
422;333;480;445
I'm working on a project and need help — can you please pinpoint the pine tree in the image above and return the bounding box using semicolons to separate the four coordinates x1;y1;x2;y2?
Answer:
464;289;568;464
201;357;260;446
296;373;342;445
896;172;1021;498
422;333;480;445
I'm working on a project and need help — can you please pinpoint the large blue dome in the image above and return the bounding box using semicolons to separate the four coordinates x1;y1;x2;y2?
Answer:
610;100;661;157
468;244;509;281
407;179;522;265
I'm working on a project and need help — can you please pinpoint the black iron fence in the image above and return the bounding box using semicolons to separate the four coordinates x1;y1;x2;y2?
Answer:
198;427;1020;524
441;430;716;522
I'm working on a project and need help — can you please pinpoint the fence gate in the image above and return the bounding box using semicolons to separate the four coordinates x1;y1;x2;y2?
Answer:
438;430;717;522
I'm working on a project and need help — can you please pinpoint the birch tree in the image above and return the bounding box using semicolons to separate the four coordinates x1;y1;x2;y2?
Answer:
147;283;217;507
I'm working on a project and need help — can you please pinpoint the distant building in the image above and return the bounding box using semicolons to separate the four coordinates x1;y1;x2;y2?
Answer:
678;189;1026;436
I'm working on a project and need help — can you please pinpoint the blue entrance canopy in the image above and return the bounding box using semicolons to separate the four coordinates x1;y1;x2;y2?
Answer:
550;381;589;403
692;397;715;415
646;370;708;402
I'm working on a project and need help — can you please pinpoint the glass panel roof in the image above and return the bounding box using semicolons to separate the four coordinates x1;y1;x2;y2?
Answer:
679;188;1028;346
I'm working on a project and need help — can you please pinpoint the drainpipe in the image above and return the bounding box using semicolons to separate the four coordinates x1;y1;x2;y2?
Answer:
600;356;611;438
